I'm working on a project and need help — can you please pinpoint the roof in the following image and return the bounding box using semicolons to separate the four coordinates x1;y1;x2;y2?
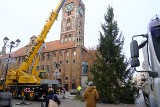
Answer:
12;40;76;57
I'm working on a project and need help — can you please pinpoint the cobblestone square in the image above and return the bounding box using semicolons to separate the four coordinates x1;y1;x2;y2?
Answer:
12;91;146;107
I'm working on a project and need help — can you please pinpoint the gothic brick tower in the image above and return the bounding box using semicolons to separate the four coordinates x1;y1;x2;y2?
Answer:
60;0;85;47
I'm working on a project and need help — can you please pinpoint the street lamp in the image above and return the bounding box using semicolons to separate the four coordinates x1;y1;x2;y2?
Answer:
3;37;9;46
3;37;21;89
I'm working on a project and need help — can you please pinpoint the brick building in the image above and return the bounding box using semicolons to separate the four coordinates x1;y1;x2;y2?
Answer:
0;0;90;91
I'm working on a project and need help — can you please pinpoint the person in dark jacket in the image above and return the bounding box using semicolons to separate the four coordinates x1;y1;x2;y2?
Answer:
45;88;55;107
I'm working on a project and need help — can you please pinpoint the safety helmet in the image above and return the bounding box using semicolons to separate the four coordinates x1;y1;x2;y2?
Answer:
48;87;53;92
88;81;93;86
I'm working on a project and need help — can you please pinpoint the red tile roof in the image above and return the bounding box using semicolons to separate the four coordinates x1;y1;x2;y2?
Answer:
11;47;26;57
12;40;75;57
43;40;75;52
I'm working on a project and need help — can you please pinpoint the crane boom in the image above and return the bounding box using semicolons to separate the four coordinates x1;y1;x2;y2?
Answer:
0;0;66;101
4;0;66;84
19;0;65;71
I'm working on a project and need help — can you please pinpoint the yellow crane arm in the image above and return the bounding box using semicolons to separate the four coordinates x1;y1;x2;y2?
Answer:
18;0;65;73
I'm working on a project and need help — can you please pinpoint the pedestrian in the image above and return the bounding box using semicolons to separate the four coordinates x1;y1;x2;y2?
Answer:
62;87;66;99
83;81;99;107
45;88;60;107
77;85;82;95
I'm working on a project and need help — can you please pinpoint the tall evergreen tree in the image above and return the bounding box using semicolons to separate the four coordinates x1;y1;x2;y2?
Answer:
90;6;138;104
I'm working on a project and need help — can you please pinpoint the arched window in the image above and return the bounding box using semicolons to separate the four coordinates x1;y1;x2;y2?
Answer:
59;52;62;57
66;51;69;56
41;54;45;61
67;18;71;30
69;34;71;41
73;51;76;56
65;35;67;42
61;38;64;43
72;36;75;41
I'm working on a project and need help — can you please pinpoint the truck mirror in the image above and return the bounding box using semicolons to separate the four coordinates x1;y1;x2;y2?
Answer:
130;40;139;58
138;40;147;49
131;58;140;67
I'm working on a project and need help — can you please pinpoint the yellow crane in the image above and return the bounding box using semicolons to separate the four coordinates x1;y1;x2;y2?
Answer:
1;0;65;100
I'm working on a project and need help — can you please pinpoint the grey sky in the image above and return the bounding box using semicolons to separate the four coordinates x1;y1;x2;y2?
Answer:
0;0;160;70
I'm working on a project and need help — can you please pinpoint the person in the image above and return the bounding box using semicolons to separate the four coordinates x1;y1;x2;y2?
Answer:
77;85;82;95
45;88;54;107
83;81;99;107
62;87;66;99
45;88;60;107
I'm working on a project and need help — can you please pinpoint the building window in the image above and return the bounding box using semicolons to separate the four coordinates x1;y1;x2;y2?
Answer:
72;83;76;89
65;35;67;42
61;38;63;43
53;53;56;57
68;25;70;30
59;52;62;57
72;36;75;41
66;52;69;56
31;66;33;71
18;57;21;64
22;56;25;62
67;11;71;16
69;34;71;41
32;40;34;44
47;65;50;72
78;19;80;28
73;51;76;55
36;66;39;70
63;21;65;31
66;77;68;80
72;18;75;29
47;53;50;60
67;18;71;30
66;60;69;64
41;54;45;61
59;69;61;72
60;61;62;64
73;59;76;63
41;65;44;70
67;19;70;23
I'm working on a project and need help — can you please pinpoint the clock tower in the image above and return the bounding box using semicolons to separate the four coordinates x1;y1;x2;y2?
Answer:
60;0;85;46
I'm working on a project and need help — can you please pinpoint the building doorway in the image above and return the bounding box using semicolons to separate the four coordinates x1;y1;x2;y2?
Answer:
72;83;76;89
64;84;68;91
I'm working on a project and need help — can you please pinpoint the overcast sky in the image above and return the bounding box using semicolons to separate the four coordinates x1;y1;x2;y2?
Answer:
0;0;160;70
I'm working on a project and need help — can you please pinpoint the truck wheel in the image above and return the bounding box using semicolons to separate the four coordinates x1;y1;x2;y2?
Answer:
11;88;18;98
20;89;26;99
28;91;36;101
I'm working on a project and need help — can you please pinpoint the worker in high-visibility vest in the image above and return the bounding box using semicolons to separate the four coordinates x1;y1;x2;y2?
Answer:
77;85;82;95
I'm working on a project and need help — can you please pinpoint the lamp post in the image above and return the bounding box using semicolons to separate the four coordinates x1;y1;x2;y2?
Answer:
3;37;21;88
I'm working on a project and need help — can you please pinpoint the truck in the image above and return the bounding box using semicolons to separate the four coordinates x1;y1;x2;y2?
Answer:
0;0;66;101
130;16;160;107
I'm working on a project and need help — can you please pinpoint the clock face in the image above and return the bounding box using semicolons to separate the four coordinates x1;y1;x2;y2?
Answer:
78;5;84;16
65;3;74;12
